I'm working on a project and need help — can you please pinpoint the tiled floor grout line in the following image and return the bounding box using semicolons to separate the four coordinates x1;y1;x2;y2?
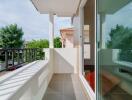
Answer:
43;74;88;100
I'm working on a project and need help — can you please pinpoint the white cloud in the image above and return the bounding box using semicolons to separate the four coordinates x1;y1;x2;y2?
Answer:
0;0;71;41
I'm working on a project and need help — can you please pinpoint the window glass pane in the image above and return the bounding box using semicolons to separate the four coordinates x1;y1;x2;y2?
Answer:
97;1;132;100
83;25;90;43
84;44;90;59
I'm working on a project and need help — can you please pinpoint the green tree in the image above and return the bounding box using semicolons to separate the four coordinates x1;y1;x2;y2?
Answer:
107;25;132;62
26;39;49;60
0;24;24;48
107;24;132;49
26;37;62;48
26;39;49;48
54;37;62;48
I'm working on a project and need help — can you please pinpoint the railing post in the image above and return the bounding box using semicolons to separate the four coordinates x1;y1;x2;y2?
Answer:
31;49;34;61
17;50;20;65
12;49;14;67
36;49;38;60
39;49;42;60
34;49;37;60
28;49;30;62
21;49;24;63
33;49;35;61
25;49;28;62
5;50;8;70
30;49;32;62
27;49;28;62
29;49;32;62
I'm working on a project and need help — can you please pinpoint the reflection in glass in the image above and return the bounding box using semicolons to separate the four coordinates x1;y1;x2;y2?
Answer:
97;1;132;100
83;0;95;92
83;25;90;43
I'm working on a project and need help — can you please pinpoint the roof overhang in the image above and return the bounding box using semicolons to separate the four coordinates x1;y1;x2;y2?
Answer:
98;0;131;14
31;0;81;17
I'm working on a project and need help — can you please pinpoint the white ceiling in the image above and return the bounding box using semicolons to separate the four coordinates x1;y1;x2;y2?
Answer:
31;0;80;17
98;0;131;14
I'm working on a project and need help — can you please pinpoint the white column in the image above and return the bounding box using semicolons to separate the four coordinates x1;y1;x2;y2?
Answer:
79;7;84;75
100;13;106;49
49;13;54;48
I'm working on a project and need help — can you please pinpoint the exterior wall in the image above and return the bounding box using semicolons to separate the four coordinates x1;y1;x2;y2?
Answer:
53;48;78;73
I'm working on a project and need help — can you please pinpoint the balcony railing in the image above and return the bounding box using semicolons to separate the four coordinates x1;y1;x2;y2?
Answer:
0;48;44;71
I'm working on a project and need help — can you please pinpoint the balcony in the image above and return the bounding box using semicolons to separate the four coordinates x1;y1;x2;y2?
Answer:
0;0;95;100
0;48;89;100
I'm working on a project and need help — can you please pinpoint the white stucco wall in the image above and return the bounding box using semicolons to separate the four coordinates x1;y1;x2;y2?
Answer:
44;48;78;73
53;48;78;73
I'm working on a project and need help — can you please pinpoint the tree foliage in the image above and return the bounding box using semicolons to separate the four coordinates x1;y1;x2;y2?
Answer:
0;24;24;48
107;25;132;62
107;24;132;49
54;37;62;48
26;39;49;60
26;37;62;48
26;39;49;48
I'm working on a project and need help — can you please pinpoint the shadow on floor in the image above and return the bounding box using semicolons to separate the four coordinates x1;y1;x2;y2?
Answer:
43;74;88;100
43;74;76;100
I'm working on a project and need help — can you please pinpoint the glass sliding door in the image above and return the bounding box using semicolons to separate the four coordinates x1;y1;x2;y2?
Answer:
97;0;132;100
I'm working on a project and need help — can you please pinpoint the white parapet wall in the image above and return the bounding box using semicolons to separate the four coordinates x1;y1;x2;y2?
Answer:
53;48;78;73
0;60;53;100
98;49;119;66
44;48;78;73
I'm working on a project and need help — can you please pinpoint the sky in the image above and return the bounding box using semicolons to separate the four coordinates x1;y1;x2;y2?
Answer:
104;2;132;41
0;0;72;41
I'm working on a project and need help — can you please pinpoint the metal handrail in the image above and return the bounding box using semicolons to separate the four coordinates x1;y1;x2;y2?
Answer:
0;48;43;71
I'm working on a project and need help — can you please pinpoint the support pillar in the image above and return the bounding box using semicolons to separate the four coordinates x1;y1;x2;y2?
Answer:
100;13;106;49
49;13;54;48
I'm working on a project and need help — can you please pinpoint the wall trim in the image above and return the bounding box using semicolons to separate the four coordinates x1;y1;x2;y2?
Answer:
79;74;95;100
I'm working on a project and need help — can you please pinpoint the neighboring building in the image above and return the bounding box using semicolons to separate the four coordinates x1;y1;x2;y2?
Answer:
60;27;74;48
60;26;89;48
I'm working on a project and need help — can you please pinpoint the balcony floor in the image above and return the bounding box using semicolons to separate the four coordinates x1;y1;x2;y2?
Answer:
43;74;88;100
